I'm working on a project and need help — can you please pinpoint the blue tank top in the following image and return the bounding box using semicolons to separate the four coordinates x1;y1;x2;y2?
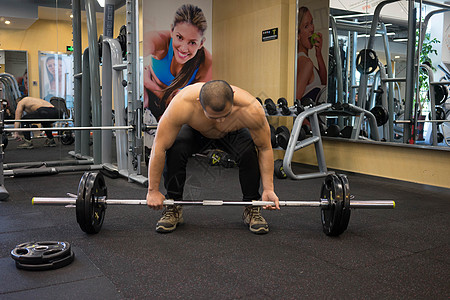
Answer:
151;38;199;87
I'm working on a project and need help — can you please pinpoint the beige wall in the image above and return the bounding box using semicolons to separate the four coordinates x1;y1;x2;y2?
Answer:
274;140;450;188
212;0;294;101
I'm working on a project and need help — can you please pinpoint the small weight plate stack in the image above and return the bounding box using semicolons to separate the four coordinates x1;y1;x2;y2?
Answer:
11;241;75;271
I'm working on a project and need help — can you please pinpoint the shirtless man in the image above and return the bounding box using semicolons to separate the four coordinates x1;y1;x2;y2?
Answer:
146;80;280;234
14;97;61;149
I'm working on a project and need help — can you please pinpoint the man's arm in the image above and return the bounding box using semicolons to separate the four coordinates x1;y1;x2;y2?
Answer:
13;101;24;139
146;93;191;209
240;93;280;209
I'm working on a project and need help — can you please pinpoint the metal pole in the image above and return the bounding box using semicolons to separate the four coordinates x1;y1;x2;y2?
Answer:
403;0;416;143
85;0;102;164
81;49;91;157
101;0;115;165
72;0;82;155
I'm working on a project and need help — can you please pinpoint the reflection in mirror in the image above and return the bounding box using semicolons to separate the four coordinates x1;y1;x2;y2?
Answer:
328;0;449;148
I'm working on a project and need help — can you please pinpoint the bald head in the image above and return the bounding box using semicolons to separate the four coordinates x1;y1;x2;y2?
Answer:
199;80;233;112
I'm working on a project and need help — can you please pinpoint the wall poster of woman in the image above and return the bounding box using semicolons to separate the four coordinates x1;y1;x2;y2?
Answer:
142;0;213;161
38;52;74;112
295;0;329;104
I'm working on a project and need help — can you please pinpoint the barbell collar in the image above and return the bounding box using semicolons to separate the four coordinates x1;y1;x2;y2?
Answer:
32;197;395;209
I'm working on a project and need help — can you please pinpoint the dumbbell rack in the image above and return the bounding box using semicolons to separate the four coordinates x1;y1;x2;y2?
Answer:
268;103;334;180
323;103;380;141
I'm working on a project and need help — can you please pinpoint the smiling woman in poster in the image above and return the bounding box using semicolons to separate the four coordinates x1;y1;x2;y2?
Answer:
296;6;327;102
143;3;212;121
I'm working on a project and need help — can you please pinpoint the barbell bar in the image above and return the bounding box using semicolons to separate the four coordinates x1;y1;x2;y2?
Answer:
2;124;157;132
32;198;395;208
31;171;395;236
394;120;450;123
3;119;73;123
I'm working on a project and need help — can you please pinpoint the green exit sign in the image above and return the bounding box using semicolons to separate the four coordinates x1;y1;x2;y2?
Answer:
66;46;74;52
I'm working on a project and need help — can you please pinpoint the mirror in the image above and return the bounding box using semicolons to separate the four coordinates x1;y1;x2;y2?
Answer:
0;50;28;96
328;0;450;149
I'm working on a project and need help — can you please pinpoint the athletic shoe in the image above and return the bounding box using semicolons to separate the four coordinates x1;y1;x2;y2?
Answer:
17;139;34;149
156;205;184;233
243;206;269;234
44;138;56;147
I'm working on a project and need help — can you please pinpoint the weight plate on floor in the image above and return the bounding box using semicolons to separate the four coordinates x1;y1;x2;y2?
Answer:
320;174;345;236
14;250;74;271
76;172;90;233
337;174;351;235
11;241;72;265
82;172;107;234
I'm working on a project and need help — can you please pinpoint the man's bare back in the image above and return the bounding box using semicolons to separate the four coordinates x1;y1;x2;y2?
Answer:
17;97;54;114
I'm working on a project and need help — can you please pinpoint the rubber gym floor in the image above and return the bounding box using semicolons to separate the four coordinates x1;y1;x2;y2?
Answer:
1;138;449;299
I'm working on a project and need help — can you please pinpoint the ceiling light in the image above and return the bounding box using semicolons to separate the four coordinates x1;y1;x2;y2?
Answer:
395;56;400;59
97;0;105;7
4;20;10;25
70;14;73;18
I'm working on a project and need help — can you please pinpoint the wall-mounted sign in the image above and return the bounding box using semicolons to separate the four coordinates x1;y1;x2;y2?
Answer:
66;46;74;52
262;28;278;42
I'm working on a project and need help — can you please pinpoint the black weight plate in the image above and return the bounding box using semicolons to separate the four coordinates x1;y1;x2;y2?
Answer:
320;174;345;236
61;130;75;145
370;105;389;126
428;107;446;125
83;172;107;234
434;84;448;105
356;49;378;74
76;172;90;233
11;241;72;264
15;250;75;271
336;174;351;235
274;159;287;179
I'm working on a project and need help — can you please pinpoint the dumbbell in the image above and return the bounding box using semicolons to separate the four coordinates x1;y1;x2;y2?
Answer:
270;125;290;149
326;124;341;137
274;159;287;179
300;97;315;108
194;150;236;168
277;98;291;115
276;126;290;150
264;98;278;115
256;97;263;106
294;99;305;115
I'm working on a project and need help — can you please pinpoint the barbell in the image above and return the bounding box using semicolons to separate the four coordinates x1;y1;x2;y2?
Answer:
32;172;395;236
1;124;157;133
